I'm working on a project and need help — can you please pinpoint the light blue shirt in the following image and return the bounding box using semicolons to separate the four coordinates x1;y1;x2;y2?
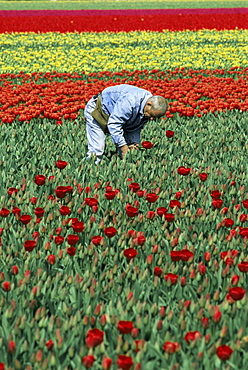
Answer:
101;84;152;147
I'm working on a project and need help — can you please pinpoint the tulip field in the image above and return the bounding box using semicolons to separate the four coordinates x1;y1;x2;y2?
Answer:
1;0;248;369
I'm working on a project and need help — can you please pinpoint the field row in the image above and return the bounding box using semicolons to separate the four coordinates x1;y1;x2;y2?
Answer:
0;68;248;124
1;30;248;73
1;11;248;33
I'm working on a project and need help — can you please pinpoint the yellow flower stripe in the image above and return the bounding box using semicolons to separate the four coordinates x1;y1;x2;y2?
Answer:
1;30;247;73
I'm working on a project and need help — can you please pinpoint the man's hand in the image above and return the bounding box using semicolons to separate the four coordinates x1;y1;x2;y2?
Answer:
120;145;129;155
120;143;139;158
129;143;139;150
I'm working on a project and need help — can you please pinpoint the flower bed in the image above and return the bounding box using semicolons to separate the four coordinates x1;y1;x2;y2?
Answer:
1;5;248;370
1;29;248;73
0;69;248;124
0;8;248;32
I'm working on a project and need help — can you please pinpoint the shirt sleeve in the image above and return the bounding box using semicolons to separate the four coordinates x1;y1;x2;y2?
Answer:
107;96;136;147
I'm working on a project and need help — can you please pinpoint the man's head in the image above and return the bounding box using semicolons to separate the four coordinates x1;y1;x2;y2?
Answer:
143;96;168;120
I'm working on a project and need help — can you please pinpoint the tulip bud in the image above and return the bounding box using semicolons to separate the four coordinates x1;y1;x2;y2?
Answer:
99;314;107;327
156;320;163;330
180;276;187;287
8;340;16;354
131;328;139;338
35;349;43;362
212;308;222;323
189;269;196;280
220;325;228;338
102;356;112;370
205;334;211;344
146;255;153;264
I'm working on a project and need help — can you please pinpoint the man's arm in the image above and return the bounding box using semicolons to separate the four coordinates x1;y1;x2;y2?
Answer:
106;97;135;148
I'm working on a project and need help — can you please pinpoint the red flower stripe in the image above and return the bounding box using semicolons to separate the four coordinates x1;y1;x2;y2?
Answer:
0;9;248;33
0;68;248;123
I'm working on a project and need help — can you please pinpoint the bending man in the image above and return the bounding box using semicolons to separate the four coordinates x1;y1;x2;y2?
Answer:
84;84;168;163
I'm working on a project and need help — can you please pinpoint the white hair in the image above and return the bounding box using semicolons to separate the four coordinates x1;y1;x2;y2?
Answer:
147;96;168;116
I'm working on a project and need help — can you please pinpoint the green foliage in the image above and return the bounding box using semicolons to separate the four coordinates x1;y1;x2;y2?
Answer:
1;111;248;368
0;0;247;10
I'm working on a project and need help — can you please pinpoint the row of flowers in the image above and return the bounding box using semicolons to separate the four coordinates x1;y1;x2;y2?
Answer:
1;11;248;33
0;29;248;73
0;68;247;124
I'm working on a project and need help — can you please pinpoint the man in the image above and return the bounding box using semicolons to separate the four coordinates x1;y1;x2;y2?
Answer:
84;84;168;163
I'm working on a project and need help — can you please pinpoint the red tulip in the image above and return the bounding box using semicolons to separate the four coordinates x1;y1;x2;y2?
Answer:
128;182;140;192
210;190;222;199
12;207;21;216
228;287;246;301
104;227;117;238
175;191;182;199
91;235;104;246
82;355;95;368
11;265;19;275
45;339;54;351
163;341;180;353
0;208;10;218
7;187;18;195
55;186;69;198
84;197;99;207
164;273;178;285
216;344;233;361
54;236;64;245
184;331;201;343
238;261;248;273
34;207;45;218
30;197;37;205
136;189;145;197
34;175;46;185
67;246;77;256
24;240;36;252
154;266;163;277
125;204;139;217
85;328;104;348
163;213;175;222
72;221;85;233
199;173;208;181
20;214;32;225
56;160;68;169
166;130;174;138
177;166;191;175
169;200;181;208
146;193;159;203
47;254;56;265
156;207;168;217
123;248;138;260
222;218;234;227
67;234;79;246
212;199;223;209
239;227;248;238
242;199;248;209
2;281;11;292
137;235;146;245
105;191;116;200
59;206;71;216
141;141;154;149
116;355;133;370
117;320;134;334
